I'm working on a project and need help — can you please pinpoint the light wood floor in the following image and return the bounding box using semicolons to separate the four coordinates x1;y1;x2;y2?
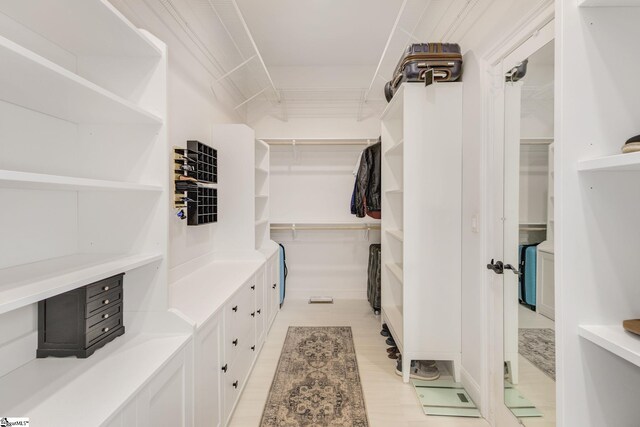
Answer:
517;305;556;427
229;299;489;427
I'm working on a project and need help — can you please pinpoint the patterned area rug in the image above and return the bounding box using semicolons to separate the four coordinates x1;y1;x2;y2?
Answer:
518;328;556;380
260;326;369;427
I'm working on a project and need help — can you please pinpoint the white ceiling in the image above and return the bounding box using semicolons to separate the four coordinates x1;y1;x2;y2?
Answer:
235;0;404;67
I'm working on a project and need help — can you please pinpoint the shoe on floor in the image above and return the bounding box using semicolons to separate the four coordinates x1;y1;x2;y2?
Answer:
385;337;396;346
388;351;399;359
380;328;390;337
395;359;440;381
386;346;398;354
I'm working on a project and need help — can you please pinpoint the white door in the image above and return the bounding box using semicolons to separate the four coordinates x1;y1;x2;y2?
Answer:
488;18;555;426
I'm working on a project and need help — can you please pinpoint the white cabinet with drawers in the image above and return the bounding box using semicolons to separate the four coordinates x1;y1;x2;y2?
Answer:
170;256;279;427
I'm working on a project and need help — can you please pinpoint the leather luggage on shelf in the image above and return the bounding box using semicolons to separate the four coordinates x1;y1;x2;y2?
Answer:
384;43;463;102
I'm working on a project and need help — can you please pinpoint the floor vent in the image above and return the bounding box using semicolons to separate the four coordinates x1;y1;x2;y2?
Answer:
308;296;334;304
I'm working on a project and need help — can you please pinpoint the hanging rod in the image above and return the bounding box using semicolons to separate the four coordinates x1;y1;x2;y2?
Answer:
270;223;381;231
519;223;547;231
262;138;378;146
521;138;554;145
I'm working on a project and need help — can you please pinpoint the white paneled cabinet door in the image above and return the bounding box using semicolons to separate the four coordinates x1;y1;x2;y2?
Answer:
267;253;280;329
255;265;266;347
138;343;194;427
195;314;223;427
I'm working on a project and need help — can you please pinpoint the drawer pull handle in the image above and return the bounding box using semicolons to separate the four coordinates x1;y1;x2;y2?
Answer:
251;285;255;290
233;339;238;346
102;313;109;319
251;345;256;351
233;381;238;389
222;364;228;373
102;327;110;332
103;286;110;291
272;284;276;289
103;299;110;305
251;312;255;317
257;309;261;314
232;305;238;312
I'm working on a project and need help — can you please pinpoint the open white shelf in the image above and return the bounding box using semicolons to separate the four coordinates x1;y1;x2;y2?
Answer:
255;195;268;199
0;35;162;125
578;325;640;367
255;167;269;175
0;333;190;425
579;0;640;6
0;170;163;192
385;188;404;194
386;229;404;242
255;219;268;227
384;139;404;156
386;263;404;283
0;0;161;57
0;253;163;315
383;304;404;351
577;152;640;172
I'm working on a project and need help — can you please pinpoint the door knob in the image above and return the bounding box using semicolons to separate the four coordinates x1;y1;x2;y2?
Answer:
486;259;504;274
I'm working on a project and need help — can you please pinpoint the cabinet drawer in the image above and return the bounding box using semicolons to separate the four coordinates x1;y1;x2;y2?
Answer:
86;287;123;318
86;274;124;302
86;314;123;347
86;303;123;330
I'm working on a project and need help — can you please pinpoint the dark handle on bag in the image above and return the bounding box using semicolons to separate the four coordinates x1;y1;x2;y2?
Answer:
251;311;255;317
233;339;238;346
232;305;238;312
222;364;228;373
233;381;239;388
251;285;255;290
251;345;256;351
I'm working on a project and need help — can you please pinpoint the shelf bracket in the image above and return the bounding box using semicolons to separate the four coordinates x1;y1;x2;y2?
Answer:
215;55;257;82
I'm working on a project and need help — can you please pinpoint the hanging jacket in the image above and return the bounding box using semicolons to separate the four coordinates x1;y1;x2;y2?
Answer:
355;139;381;218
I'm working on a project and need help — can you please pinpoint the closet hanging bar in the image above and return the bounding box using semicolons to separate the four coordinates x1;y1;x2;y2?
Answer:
519;223;547;231
262;138;377;146
270;223;381;231
271;222;381;241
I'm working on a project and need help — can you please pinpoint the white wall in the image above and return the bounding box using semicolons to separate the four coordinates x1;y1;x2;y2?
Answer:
251;114;380;300
110;0;239;272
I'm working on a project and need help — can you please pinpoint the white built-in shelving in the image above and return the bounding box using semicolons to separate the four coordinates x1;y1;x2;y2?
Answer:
0;170;163;193
0;2;195;425
384;139;404;156
578;0;640;6
386;229;404;242
577;151;640;172
381;82;463;383
558;1;640;424
0;333;190;424
255;140;271;250
578;325;640;368
0;253;162;316
0;35;162;125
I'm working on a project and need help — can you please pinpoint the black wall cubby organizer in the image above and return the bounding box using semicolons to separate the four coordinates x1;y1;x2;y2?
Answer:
174;140;218;226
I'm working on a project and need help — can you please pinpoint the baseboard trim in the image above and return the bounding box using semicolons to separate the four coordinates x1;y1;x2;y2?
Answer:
460;366;482;412
285;290;367;301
